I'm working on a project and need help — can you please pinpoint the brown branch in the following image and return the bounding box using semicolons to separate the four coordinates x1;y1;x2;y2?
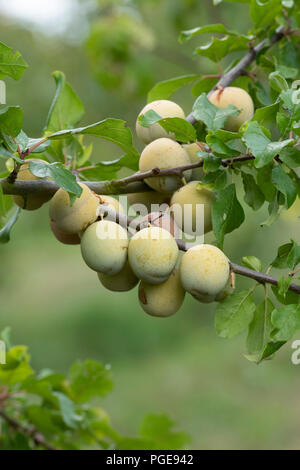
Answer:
98;205;300;295
186;25;285;125
0;409;57;451
0;154;255;197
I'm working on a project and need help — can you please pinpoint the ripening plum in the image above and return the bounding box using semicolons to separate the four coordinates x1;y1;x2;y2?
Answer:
180;244;230;302
49;183;99;235
13;161;52;211
98;195;125;215
81;220;129;274
136;100;185;144
127;192;170;215
170;181;216;236
98;261;138;292
50;221;81;245
128;226;179;284
182;143;204;181
138;269;185;317
139;138;192;193
209;86;254;132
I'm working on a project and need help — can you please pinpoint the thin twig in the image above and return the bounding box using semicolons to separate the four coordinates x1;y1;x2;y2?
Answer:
0;409;57;451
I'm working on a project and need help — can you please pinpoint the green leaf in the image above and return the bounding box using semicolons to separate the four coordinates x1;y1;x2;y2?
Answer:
147;75;199;102
0;41;28;80
250;0;282;28
215;289;256;339
45;71;85;134
242;256;262;272
206;133;240;157
269;71;289;93
242;121;293;168
272;241;294;269
0;345;33;386
138;112;197;143
140;414;190;451
256;165;276;202
253;102;279;126
68;360;113;403
0;208;21;244
195;36;249;63
272;285;299;306
52;392;82;429
271;304;300;341
279;148;300;168
271;166;297;208
246;299;275;357
212;184;245;248
277;276;293;299
48;118;139;159
179;24;251;43
29;161;83;200
193;94;239;132
201;152;222;172
242;172;265;211
0;106;23;138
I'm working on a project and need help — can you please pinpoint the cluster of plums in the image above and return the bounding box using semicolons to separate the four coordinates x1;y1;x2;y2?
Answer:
12;86;255;317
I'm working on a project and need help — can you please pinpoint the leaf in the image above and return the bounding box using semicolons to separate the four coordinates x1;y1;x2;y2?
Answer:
29;161;82;201
271;304;300;341
242;256;262;272
52;392;82;429
68;360;113;403
45;71;85;134
250;0;282;28
242;121;293;168
193;94;239;132
269;71;289;93
140;414;190;451
0;345;33;386
138;111;196;143
277;276;293;299
206;133;240;157
215;289;256;339
272;241;294;269
271;285;299;306
280;148;300;169
48;118;139;160
212;184;245;248
195;36;249;63
256;165;276;202
253;102;279;126
0;41;28;80
0;208;21;244
0;106;23;137
147;75;199;102
179;23;252;42
246;299;275;357
242;172;265;211
271;166;297;209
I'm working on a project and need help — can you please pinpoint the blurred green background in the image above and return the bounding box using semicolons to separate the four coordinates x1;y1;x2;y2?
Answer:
0;0;300;450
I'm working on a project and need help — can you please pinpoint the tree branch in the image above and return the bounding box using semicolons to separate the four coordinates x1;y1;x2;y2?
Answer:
98;205;300;295
0;409;57;451
186;25;285;125
0;154;255;197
